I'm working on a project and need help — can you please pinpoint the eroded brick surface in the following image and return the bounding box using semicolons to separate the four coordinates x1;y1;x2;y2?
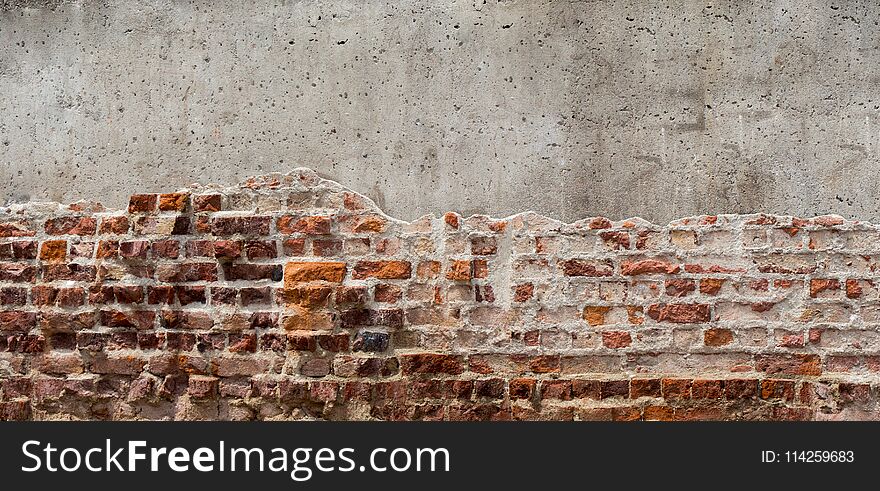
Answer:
0;169;877;420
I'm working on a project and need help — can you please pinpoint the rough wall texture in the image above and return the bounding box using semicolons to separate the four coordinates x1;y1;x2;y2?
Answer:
4;0;880;222
0;168;879;421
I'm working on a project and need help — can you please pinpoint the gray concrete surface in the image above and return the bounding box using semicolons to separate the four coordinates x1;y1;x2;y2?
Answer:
1;0;880;223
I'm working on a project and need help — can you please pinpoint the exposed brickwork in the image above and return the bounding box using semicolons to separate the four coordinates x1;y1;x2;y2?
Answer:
1;169;879;420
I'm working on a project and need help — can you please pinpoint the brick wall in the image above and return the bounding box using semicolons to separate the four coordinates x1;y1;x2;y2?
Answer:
0;168;877;420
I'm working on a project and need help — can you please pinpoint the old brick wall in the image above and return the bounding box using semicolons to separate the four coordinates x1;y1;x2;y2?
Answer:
0;168;877;420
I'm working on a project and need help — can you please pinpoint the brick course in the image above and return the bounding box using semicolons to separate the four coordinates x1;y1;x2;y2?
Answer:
0;168;878;420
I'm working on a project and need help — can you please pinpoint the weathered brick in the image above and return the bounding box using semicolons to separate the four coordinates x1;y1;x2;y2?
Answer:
0;222;36;237
119;240;149;258
560;259;613;277
810;278;840;297
622;259;680;275
99;216;130;234
339;214;386;233
353;260;411;279
755;354;822;376
0;263;36;282
704;328;733;347
630;378;662;398
646;303;711;323
213;240;242;259
471;236;497;255
665;279;695;297
39;240;67;261
151;240;180;259
193;194;222;212
42;263;96;282
211;216;271;236
602;331;632;348
129;194;158;213
245;240;277;259
156;263;218;282
400;353;464;375
159;193;189;212
45;216;97;235
445;260;472;281
187;375;219;398
0;287;27;306
0;311;37;332
284;261;346;285
277;215;331;235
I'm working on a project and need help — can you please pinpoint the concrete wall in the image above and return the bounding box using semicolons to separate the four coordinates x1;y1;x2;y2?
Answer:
1;0;879;223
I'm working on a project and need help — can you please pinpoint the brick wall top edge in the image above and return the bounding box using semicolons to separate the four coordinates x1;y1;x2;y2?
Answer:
0;168;862;230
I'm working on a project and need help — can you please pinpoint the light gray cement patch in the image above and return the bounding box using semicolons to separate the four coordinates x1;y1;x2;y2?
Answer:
1;0;879;222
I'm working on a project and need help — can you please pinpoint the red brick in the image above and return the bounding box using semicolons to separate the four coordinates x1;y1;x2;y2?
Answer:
509;378;535;399
513;283;534;302
156;263;217;282
99;216;129;234
0;222;36;237
589;217;612;229
283;238;306;255
692;379;723;399
661;378;692;400
129;194;157;213
630;378;661;398
187;375;219;398
724;379;758;399
602;331;632;349
213;240;242;259
846;279;863;299
621;259;680;275
285;261;346;285
223;263;282;281
340;215;386;233
560;259;613;277
443;213;459;229
471;236;497;255
44;216;97;235
119;240;149;258
665;279;695;297
374;283;402;303
644;405;674;421
211;216;271;236
277;215;331;235
760;379;795;401
699;278;725;295
159;193;189;212
541;380;572;400
646;303;711;323
704;328;733;347
600;380;629;399
810;278;840;297
400;354;464;375
353;260;411;279
755;354;822;376
246;240;277;259
193;194;222;212
0;311;37;332
599;231;630;250
151;240;180;259
0;263;36;282
445;260;472;281
42;263;96;282
39;240;67;262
